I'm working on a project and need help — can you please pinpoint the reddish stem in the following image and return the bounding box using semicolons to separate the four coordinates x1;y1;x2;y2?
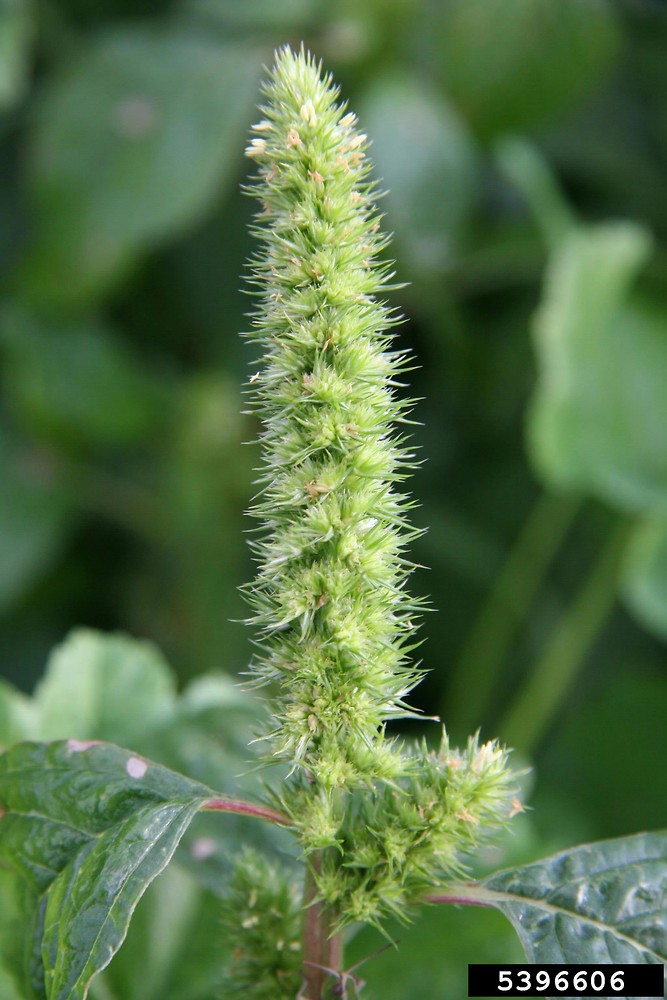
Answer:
201;796;292;827
421;882;497;908
301;852;342;999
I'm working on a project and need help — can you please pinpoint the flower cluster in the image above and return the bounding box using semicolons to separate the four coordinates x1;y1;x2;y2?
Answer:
290;730;516;928
243;46;517;930
244;46;424;790
219;849;303;1000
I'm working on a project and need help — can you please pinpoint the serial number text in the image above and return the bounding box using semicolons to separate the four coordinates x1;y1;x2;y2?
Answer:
468;963;665;998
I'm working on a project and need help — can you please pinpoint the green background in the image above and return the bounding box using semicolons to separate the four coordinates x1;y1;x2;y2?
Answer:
1;0;667;994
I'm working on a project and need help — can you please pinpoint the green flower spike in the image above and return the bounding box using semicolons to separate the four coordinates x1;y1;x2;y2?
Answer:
244;46;424;791
243;46;517;931
219;849;303;1000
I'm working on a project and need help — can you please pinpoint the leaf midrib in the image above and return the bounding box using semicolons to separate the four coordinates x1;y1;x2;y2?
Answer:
456;882;666;964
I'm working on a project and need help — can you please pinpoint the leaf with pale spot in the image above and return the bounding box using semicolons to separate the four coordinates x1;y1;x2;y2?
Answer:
0;740;215;1000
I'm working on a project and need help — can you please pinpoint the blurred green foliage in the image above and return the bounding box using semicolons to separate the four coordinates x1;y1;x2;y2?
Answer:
2;0;667;994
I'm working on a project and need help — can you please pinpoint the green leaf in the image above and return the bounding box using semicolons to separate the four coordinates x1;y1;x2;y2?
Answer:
357;73;476;277
91;865;226;1000
477;832;667;965
138;672;260;792
622;515;667;639
1;308;163;449
1;629;282;898
0;0;33;110
431;0;619;140
1;627;261;770
35;629;176;746
0;740;214;1000
527;223;667;512
21;28;260;306
18;628;262;777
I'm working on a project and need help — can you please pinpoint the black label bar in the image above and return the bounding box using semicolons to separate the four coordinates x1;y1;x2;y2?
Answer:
468;963;665;997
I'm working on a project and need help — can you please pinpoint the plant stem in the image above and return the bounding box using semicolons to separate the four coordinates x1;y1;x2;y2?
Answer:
301;851;342;999
422;883;495;908
201;797;292;827
447;492;580;732
499;522;629;754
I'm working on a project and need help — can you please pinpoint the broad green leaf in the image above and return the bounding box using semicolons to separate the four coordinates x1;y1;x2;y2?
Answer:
22;628;260;772
431;0;619;139
1;309;163;449
21;29;260;306
0;429;74;612
358;74;476;278
0;740;214;1000
92;866;226;1000
35;629;176;746
139;671;261;792
527;223;667;512
0;629;283;901
477;832;667;966
135;673;290;894
3;625;270;807
622;515;667;639
0;0;33;110
140;672;292;896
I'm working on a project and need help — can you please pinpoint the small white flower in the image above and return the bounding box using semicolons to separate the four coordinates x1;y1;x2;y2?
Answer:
245;137;267;158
